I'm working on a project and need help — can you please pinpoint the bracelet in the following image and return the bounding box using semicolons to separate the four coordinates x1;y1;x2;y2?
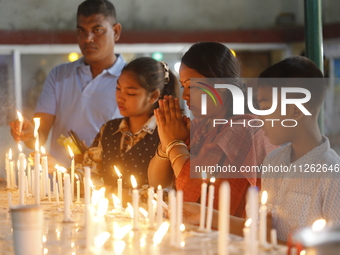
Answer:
166;140;187;157
171;153;190;166
155;148;169;160
157;143;167;158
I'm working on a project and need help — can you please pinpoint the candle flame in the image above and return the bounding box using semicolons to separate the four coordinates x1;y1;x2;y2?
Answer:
33;118;40;137
210;176;216;184
92;187;106;205
153;222;170;244
18;144;22;152
245;218;252;228
67;145;74;158
126;203;134;218
75;174;79;180
139;207;148;218
300;251;306;255
113;240;126;254
180;223;185;232
16;110;24;122
158;185;162;190
57;166;67;173
97;198;109;218
261;191;268;205
112;193;121;209
8;149;12;160
35;138;40;152
130;175;137;189
94;232;110;248
114;165;122;178
113;224;132;240
312;219;326;231
41;146;46;155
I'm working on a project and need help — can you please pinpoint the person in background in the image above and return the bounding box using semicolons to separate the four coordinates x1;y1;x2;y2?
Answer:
9;0;124;166
148;42;275;217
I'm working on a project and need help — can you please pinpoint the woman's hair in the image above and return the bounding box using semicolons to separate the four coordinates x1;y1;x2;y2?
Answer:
181;42;248;117
122;57;179;110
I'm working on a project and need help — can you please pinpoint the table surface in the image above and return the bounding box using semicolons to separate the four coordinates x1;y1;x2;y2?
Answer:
0;181;287;255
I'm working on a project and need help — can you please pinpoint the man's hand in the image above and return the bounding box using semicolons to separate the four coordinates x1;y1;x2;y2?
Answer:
9;117;35;143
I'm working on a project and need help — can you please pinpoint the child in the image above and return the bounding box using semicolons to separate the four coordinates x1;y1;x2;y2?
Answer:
182;56;340;242
82;57;178;190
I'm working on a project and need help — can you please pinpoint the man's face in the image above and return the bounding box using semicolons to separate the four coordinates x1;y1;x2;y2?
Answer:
76;14;121;64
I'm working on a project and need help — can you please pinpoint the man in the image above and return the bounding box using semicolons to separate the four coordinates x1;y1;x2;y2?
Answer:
10;0;125;165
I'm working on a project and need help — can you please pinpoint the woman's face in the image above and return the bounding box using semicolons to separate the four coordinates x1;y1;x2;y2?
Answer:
179;63;228;118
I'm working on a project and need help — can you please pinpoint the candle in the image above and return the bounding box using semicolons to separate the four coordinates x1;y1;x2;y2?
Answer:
63;173;72;222
33;118;40;204
260;190;268;246
84;166;91;207
18;144;26;205
75;174;80;203
270;229;277;248
16;110;24;135
41;146;49;197
84;166;92;247
52;171;56;196
130;175;139;230
27;162;32;193
148;186;155;228
114;166;123;208
55;182;60;206
5;151;10;189
243;218;252;250
25;175;29;199
8;149;15;189
199;174;208;231
169;189;176;246
205;176;215;232
56;165;65;200
68;145;75;200
218;182;230;255
156;185;163;228
176;190;183;246
48;181;51;202
247;187;259;254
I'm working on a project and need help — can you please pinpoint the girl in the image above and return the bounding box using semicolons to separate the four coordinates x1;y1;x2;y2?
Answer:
83;57;178;189
148;42;275;217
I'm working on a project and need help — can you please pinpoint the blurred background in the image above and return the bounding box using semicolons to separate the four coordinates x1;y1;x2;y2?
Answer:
1;0;340;177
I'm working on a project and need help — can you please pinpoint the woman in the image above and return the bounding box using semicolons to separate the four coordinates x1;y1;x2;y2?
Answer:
148;42;274;217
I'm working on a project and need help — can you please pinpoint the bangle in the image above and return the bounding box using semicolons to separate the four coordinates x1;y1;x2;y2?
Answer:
171;153;190;165
166;140;187;157
155;148;169;160
157;143;167;158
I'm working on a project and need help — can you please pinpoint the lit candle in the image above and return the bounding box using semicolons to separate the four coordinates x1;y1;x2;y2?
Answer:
243;218;252;250
8;149;15;189
40;146;48;197
67;145;75;200
52;171;56;196
260;190;268;246
63;173;72;222
33;118;40;205
156;185;163;228
218;181;230;255
169;189;176;246
247;187;259;253
18;144;26;205
56;165;65;200
153;222;170;245
205;177;216;232
199;172;208;231
16;110;24;135
84;166;92;246
5;151;10;189
148;186;155;228
27;162;32;193
176;190;183;246
75;174;81;203
114;166;123;208
130;175;139;230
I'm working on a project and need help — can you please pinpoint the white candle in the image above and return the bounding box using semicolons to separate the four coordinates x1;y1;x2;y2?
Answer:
63;173;72;222
18;144;26;205
218;181;230;255
156;185;163;228
199;180;207;230
55;182;59;206
131;175;139;230
67;145;75;200
270;229;277;248
243;218;252;251
148;186;155;228
16;110;24;135
247;187;259;254
76;180;80;203
56;165;65;200
8;149;15;189
52;171;56;196
5;152;10;189
41;147;49;196
176;190;183;246
114;166;123;207
206;177;216;232
169;189;176;246
27;162;32;193
25;175;29;199
84;167;91;207
48;181;51;202
259;191;268;246
34;150;40;205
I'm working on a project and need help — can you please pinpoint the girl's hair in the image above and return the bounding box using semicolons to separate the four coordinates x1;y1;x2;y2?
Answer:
181;42;249;117
122;57;179;110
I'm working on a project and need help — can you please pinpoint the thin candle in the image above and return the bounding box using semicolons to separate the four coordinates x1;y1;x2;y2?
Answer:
218;181;230;255
176;190;183;246
67;145;75;200
75;174;81;203
156;185;163;228
131;175;139;230
205;176;216;232
34;138;40;204
16;110;24;135
40;146;49;197
18;144;26;205
63;173;72;222
169;189;176;246
247;187;259;253
114;166;123;208
243;218;252;252
5;151;10;189
199;172;207;231
260;190;268;246
8;149;15;189
148;186;155;228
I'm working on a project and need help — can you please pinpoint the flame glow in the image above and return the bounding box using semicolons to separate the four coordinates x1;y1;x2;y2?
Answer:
245;218;252;228
75;174;79;180
113;240;126;254
130;175;137;189
41;146;46;155
94;232;110;248
18;144;22;152
261;191;268;205
8;149;12;160
153;222;170;244
114;166;122;178
33;118;40;138
113;224;132;240
312;219;326;231
139;207;148;218
92;187;106;206
16;110;23;122
97;198;109;218
180;223;185;232
67;145;74;158
210;176;216;184
126;203;134;218
112;193;121;209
